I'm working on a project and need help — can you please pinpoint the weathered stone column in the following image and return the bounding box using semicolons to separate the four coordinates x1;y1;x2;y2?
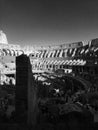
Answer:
15;54;38;126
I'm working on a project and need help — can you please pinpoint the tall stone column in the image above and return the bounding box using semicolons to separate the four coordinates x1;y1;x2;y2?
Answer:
15;54;38;126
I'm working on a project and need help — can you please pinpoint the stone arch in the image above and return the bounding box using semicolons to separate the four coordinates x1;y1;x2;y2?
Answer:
6;49;12;56
10;49;16;56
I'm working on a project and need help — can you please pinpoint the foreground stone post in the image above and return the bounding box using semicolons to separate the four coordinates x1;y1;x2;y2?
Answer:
15;54;38;126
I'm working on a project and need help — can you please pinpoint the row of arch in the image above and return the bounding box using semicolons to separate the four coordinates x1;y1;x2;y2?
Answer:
31;59;86;68
29;44;98;59
31;59;86;73
30;44;98;72
32;64;72;73
0;48;24;56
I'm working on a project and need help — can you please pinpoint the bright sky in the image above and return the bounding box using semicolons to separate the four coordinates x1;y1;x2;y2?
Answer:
1;0;98;46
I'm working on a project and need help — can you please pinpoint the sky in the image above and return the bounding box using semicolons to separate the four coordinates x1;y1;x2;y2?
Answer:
1;0;98;46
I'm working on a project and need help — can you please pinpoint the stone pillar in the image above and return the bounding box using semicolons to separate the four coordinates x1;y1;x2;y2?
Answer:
15;54;38;126
15;55;32;123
